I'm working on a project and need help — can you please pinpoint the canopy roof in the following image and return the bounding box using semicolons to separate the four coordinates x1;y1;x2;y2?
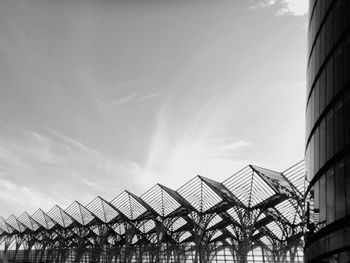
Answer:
0;161;305;249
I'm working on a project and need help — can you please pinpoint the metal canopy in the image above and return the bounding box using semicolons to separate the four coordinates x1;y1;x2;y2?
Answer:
0;161;305;263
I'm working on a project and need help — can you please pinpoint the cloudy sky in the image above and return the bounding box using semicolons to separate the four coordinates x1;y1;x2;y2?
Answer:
0;0;308;217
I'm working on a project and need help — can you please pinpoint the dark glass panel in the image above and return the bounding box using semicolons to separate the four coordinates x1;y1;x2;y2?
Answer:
346;155;350;216
320;69;326;113
312;48;316;84
315;81;320;121
320;118;326;166
320;0;326;23
325;16;330;56
315;39;321;75
326;167;335;224
344;0;350;30
326;109;335;162
314;180;320;213
311;90;315;129
327;10;334;55
333;46;343;96
306;105;310;138
344;91;350;145
320;25;326;64
319;174;326;222
325;0;332;11
334;100;344;153
314;128;320;172
335;159;346;219
326;58;334;106
311;135;315;177
333;0;342;42
306;146;309;180
339;250;350;263
315;1;321;34
344;35;350;86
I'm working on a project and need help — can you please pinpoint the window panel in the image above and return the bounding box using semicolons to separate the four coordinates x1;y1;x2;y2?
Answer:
320;70;326;114
333;46;343;96
306;105;310;138
306;145;312;181
320;25;326;65
344;0;350;30
311;135;315;177
314;81;320;121
325;0;331;13
320;0;326;25
346;155;350;216
326;11;333;56
326;58;334;106
343;35;350;86
312;48;316;85
319;174;326;222
335;160;346;220
333;1;342;42
326;109;334;162
334;100;344;154
311;91;315;130
320;119;326;167
345;91;350;145
339;251;350;263
314;128;320;173
314;181;320;213
315;39;320;76
326;167;335;224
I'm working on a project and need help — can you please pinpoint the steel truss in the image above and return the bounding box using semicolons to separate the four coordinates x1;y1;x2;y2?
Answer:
0;161;305;263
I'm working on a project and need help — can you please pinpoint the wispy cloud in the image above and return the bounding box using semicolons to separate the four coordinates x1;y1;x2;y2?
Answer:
141;105;254;189
251;0;308;16
137;93;161;102
99;92;161;109
0;178;56;216
0;128;143;215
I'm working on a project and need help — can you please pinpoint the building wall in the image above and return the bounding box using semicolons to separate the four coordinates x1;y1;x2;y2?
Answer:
305;0;350;261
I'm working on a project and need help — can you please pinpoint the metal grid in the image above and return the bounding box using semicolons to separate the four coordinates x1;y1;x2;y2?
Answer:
0;161;305;263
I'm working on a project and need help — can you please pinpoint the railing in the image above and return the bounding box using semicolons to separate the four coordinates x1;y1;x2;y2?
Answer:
0;244;304;263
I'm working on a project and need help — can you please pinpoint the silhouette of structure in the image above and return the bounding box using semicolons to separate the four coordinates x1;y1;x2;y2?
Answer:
0;162;305;263
305;0;350;261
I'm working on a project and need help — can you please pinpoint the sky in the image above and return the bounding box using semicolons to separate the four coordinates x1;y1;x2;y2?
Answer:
0;0;308;217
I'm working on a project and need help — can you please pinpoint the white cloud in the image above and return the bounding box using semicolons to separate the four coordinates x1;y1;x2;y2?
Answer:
251;0;308;16
99;92;161;109
0;129;143;216
141;108;254;189
0;178;56;216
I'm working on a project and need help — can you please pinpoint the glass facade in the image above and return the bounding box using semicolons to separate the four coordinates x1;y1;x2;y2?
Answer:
305;0;350;262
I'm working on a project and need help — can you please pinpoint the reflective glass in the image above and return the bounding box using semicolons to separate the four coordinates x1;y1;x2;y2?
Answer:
344;35;350;85
326;58;334;106
320;119;326;166
346;155;350;216
319;174;326;222
345;91;350;145
334;100;344;154
335;160;346;219
314;128;320;172
344;0;350;29
326;109;335;162
320;70;326;113
326;167;335;224
315;81;320;120
333;46;343;96
334;1;342;42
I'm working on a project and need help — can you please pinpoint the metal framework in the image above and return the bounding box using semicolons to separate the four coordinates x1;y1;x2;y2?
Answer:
0;161;305;263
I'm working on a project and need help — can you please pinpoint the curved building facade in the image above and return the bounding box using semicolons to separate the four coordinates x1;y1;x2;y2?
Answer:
305;0;350;261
